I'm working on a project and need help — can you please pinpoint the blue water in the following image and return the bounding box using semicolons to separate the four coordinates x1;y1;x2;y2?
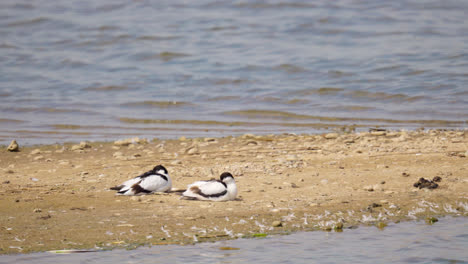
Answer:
1;217;467;264
1;0;467;145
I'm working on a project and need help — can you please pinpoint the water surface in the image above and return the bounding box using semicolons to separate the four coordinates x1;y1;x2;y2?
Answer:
2;217;467;264
1;0;467;145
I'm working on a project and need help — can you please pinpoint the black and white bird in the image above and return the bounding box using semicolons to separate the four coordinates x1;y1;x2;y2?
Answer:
182;172;237;201
110;165;171;195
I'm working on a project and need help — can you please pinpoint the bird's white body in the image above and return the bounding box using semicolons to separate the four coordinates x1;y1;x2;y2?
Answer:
112;165;171;195
182;173;237;201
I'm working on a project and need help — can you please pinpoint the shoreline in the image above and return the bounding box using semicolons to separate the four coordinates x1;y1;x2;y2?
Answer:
1;130;467;254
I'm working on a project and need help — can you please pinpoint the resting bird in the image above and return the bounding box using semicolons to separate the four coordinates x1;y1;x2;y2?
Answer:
182;172;237;201
110;165;171;195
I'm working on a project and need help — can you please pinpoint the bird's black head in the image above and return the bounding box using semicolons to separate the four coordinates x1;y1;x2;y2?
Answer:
220;172;234;181
153;165;168;175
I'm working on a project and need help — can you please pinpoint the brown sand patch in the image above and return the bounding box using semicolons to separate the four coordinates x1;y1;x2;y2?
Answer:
0;130;467;254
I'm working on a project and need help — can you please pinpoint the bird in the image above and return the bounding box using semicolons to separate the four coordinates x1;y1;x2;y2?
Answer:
182;172;237;201
110;165;171;195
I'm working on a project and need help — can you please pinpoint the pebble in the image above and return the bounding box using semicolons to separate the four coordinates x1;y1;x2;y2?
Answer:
324;133;338;139
272;221;283;227
113;152;123;157
186;146;199;155
171;160;182;165
30;149;41;155
7;140;19;152
80;141;91;148
371;131;386;136
241;133;255;139
33;155;44;161
70;145;82;151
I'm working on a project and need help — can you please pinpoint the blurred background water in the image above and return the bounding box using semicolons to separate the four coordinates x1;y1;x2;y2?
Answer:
1;0;467;145
2;217;467;263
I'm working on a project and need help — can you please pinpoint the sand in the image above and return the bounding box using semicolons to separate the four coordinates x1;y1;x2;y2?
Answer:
1;130;467;254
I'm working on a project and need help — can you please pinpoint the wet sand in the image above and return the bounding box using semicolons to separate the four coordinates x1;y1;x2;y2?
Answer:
1;130;467;254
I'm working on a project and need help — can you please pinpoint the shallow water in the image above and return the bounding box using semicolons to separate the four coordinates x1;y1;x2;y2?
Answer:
2;217;467;264
1;0;468;145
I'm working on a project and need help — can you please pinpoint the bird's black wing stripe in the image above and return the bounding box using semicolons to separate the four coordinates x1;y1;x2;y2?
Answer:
138;170;155;178
196;189;227;198
157;174;168;181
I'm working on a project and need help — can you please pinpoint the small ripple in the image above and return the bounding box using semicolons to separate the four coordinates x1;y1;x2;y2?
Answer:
273;64;308;73
291;87;344;96
347;90;426;102
133;52;191;62
7;17;50;27
0;43;18;49
207;96;242;102
136;35;181;41
233;2;316;9
0;118;25;123
210;78;251;85
82;85;130;92
121;101;194;108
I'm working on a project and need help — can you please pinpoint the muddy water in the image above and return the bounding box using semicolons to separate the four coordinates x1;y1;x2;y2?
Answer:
1;0;468;145
2;217;467;264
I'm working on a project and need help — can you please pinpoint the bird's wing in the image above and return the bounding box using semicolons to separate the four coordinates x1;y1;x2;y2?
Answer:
139;174;169;192
196;181;227;196
120;177;141;188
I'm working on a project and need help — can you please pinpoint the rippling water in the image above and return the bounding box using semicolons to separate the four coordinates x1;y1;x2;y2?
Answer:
2;217;467;263
1;0;467;145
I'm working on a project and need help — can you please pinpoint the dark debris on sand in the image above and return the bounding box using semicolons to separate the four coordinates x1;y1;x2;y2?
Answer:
413;177;442;189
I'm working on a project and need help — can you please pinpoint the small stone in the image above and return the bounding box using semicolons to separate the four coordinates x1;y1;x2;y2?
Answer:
241;134;255;139
80;141;91;148
186;146;199;155
3;180;10;184
402;172;410;177
363;185;374;192
204;137;216;142
7;140;19;152
320;179;328;185
171;160;182;165
33;155;44;161
113;152;123;157
33;208;42;213
272;221;282;227
324;133;338;139
114;139;131;146
432;176;442;182
30;149;41;155
71;145;82;151
371;131;386;136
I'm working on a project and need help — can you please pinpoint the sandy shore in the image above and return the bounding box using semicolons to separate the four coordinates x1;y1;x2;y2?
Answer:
1;130;467;254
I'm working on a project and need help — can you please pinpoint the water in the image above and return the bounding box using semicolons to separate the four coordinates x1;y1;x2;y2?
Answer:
1;217;467;263
1;0;467;145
